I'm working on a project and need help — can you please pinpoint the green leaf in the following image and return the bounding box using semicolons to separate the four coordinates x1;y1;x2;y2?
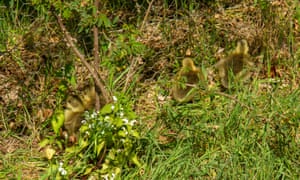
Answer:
62;9;72;19
84;166;93;175
69;75;77;86
100;104;113;114
96;141;105;156
56;140;63;149
39;138;50;148
107;149;116;160
131;130;140;138
99;14;111;28
112;16;119;24
130;153;142;167
79;139;89;149
127;111;137;119
80;124;89;133
51;110;64;135
118;130;126;137
113;118;123;127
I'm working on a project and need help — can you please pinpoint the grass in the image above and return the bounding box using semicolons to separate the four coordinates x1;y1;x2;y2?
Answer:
0;0;299;179
124;82;300;179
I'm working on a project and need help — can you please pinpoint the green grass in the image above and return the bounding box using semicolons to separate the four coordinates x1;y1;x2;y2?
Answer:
124;85;300;179
0;0;299;179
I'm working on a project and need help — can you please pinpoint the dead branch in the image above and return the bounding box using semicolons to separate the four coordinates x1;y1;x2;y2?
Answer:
140;0;155;31
122;56;140;93
93;0;101;110
56;14;111;104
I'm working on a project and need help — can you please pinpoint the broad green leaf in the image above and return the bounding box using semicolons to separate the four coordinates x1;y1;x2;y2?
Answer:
118;130;126;137
80;124;89;133
131;130;140;138
100;104;113;114
113;118;123;127
127;111;137;119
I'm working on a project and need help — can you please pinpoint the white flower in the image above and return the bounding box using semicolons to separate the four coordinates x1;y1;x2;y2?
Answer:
59;162;63;167
129;120;137;126
83;111;90;119
81;120;87;124
58;165;67;176
61;169;67;176
111;173;116;179
113;96;117;102
111;105;115;110
103;174;109;180
91;111;97;118
119;112;124;117
104;116;110;120
122;118;128;124
121;127;128;135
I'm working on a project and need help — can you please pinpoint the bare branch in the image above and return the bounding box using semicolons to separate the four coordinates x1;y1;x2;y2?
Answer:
122;56;140;93
56;14;111;104
93;0;101;110
140;0;155;31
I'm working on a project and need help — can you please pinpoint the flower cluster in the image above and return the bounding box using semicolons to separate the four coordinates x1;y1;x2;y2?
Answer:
58;162;67;176
76;94;141;177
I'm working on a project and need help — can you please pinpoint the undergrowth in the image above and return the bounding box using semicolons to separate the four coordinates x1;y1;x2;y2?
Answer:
0;0;299;179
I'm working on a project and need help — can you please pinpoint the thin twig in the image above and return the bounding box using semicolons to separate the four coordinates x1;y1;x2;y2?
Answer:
188;84;252;111
56;14;111;104
140;0;155;31
97;145;106;167
212;91;252;111
93;0;101;110
122;56;139;93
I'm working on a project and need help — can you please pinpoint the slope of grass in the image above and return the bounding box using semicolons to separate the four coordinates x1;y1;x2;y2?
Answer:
0;0;299;179
125;85;300;179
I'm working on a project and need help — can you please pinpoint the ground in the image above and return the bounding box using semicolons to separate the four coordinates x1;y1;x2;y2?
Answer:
0;0;299;179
